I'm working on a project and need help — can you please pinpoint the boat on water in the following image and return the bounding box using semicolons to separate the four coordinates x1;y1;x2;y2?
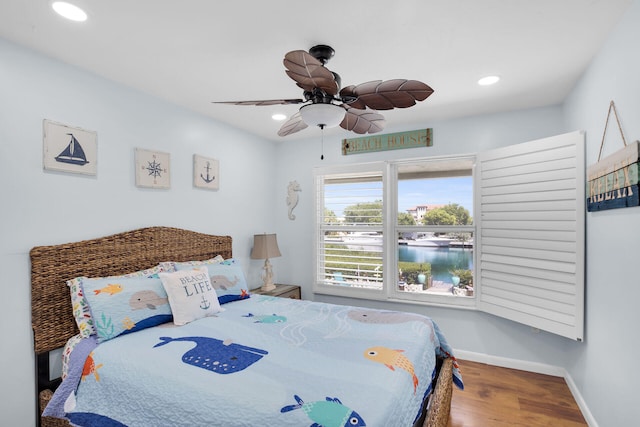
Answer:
407;236;454;247
331;232;473;248
341;231;383;246
55;133;89;165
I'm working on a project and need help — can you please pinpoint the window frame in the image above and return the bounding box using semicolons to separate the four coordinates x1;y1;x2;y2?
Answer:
313;156;476;308
388;158;476;307
313;162;389;301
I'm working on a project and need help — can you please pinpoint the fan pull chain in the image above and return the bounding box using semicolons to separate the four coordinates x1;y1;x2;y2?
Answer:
319;124;325;160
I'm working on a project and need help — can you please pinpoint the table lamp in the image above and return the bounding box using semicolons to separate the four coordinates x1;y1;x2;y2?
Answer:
250;233;281;292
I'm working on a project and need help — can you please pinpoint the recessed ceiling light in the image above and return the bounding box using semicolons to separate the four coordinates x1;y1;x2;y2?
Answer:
478;75;500;86
272;113;287;121
52;2;88;22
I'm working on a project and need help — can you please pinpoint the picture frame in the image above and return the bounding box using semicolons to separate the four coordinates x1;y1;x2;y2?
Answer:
43;119;97;175
193;154;219;191
135;148;170;189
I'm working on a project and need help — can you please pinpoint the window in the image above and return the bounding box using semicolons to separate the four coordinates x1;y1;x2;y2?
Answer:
315;163;385;300
314;131;585;340
314;158;475;306
392;158;475;307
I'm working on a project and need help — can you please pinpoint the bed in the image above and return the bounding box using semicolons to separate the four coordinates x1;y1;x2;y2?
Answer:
31;226;462;427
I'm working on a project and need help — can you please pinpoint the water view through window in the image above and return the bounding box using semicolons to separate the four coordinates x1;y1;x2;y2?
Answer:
398;245;473;282
319;162;474;298
396;169;474;297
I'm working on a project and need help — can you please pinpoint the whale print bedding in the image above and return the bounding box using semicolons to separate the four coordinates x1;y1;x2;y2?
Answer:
43;295;462;427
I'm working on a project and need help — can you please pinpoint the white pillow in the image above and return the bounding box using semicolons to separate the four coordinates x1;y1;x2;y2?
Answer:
159;267;223;325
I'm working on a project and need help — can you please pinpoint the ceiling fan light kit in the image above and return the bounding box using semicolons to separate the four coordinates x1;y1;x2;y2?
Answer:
299;103;345;129
214;44;434;137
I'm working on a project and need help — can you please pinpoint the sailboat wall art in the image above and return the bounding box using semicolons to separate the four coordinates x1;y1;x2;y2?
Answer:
43;119;97;175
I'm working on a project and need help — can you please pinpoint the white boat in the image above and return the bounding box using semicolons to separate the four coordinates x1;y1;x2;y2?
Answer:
407;236;454;247
341;232;383;246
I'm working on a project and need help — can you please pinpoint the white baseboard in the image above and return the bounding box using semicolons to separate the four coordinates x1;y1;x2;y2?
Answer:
453;349;598;427
453;349;565;376
563;371;598;427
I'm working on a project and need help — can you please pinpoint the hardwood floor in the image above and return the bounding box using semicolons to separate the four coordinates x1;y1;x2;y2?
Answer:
447;360;587;426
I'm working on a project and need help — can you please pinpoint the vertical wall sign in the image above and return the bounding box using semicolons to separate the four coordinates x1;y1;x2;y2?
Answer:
342;128;432;156
587;101;639;212
43;119;97;175
193;154;219;191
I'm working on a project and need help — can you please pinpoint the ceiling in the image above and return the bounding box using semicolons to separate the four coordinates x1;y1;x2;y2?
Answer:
0;0;632;141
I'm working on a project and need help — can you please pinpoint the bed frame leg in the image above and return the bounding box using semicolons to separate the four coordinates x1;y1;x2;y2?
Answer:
423;357;453;427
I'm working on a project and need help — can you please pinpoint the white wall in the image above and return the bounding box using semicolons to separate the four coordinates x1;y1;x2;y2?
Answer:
0;38;279;426
562;0;640;425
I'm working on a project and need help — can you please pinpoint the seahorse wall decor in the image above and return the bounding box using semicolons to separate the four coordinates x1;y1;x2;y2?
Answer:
287;180;301;220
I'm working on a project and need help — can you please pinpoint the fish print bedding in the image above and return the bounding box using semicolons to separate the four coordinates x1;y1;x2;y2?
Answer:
44;295;462;427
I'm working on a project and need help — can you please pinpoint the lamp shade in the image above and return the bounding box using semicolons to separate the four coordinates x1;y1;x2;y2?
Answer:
300;103;346;128
250;233;281;260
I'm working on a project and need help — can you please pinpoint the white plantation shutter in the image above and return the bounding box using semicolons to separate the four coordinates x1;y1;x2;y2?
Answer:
476;131;585;340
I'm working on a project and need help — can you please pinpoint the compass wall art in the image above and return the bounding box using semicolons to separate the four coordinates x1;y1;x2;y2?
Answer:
43;119;97;175
135;148;170;189
193;154;219;191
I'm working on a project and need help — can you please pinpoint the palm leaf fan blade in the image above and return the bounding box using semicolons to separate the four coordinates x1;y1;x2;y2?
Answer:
277;112;308;137
340;108;385;134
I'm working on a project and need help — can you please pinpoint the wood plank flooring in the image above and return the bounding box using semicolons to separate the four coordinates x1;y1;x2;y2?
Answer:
447;360;587;426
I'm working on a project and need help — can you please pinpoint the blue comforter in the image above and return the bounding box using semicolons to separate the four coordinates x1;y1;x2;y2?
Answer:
44;295;462;427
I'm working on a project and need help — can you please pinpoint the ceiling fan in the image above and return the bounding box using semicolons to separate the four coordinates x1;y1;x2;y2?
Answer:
214;45;434;137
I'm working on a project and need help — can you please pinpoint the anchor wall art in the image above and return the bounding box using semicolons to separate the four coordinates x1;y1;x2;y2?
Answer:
193;154;219;191
43;119;97;175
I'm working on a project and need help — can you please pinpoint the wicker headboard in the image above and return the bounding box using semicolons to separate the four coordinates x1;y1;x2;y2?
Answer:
30;226;233;355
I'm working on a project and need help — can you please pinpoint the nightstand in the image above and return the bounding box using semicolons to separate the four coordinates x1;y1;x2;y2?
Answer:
251;284;301;299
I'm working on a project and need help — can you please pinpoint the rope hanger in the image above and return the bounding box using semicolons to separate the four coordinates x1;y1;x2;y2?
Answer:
597;100;628;162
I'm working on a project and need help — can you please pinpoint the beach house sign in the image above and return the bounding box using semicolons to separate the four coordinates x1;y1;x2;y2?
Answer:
342;128;432;156
587;140;640;211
